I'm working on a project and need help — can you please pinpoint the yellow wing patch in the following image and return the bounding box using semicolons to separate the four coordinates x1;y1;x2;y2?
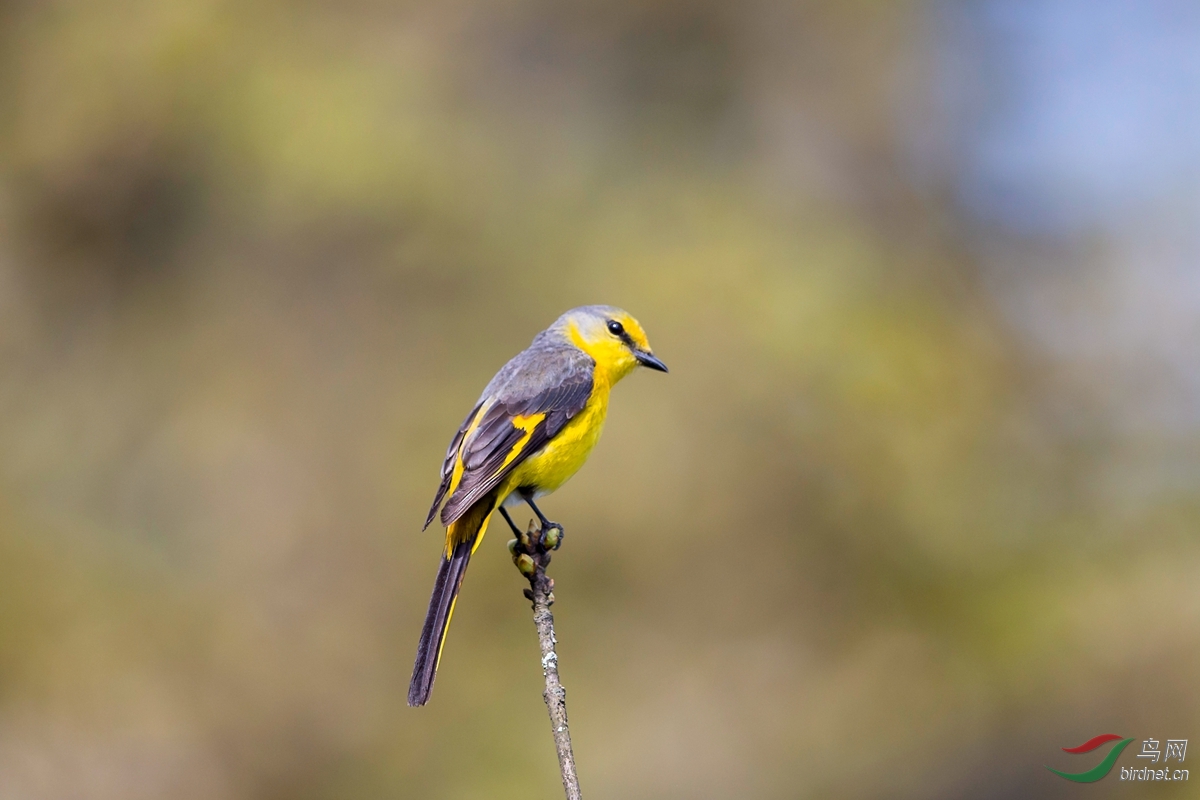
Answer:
501;413;546;469
447;403;490;498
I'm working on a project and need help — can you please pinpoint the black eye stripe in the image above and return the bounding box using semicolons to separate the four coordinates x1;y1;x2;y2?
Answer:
607;318;636;347
606;320;624;335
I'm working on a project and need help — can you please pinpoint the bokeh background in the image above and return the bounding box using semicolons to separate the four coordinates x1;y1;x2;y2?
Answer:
1;1;1197;798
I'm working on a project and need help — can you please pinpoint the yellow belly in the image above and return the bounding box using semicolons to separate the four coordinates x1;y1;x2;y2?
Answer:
503;384;610;499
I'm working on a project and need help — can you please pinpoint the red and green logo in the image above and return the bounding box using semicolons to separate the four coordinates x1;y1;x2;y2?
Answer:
1046;734;1135;782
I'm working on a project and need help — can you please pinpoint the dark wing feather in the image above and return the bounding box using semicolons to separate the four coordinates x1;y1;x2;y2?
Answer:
437;347;593;526
423;401;484;530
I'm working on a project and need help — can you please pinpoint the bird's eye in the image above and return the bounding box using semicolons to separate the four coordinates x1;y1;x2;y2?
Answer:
607;320;624;336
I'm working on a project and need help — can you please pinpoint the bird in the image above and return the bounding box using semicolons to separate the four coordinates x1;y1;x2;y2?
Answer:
408;305;667;707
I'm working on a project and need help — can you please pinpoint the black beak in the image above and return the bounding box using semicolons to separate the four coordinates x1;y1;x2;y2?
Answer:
635;351;669;373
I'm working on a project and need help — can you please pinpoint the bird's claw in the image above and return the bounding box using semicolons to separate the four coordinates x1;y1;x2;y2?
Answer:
512;518;565;604
539;523;564;551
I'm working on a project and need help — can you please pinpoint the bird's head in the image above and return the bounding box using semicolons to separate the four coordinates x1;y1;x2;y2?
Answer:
556;305;668;384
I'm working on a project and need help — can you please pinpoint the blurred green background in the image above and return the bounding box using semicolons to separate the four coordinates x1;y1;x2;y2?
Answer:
1;1;1197;798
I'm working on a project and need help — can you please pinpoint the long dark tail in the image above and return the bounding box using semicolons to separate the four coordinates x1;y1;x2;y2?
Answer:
408;539;472;706
408;492;499;707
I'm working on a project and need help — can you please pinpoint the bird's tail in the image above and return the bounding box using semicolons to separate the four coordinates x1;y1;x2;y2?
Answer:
408;497;496;707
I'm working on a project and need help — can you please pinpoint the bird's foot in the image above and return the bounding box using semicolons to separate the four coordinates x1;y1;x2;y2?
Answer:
508;518;565;606
538;522;564;551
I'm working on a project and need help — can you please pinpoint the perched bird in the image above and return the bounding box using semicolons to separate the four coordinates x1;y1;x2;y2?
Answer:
408;305;667;706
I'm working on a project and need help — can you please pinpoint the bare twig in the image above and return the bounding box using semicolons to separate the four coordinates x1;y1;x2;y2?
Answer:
509;520;582;800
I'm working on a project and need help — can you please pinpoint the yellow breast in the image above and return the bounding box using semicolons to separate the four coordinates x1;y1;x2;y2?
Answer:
505;383;611;497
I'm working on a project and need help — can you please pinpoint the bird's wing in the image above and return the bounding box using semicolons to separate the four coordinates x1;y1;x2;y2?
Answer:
423;400;485;529
425;346;594;529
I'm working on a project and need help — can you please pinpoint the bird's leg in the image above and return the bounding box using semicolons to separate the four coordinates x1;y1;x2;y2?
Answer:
498;506;523;537
525;496;564;550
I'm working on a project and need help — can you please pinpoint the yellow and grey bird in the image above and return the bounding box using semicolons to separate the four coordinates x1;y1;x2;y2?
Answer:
408;305;667;706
